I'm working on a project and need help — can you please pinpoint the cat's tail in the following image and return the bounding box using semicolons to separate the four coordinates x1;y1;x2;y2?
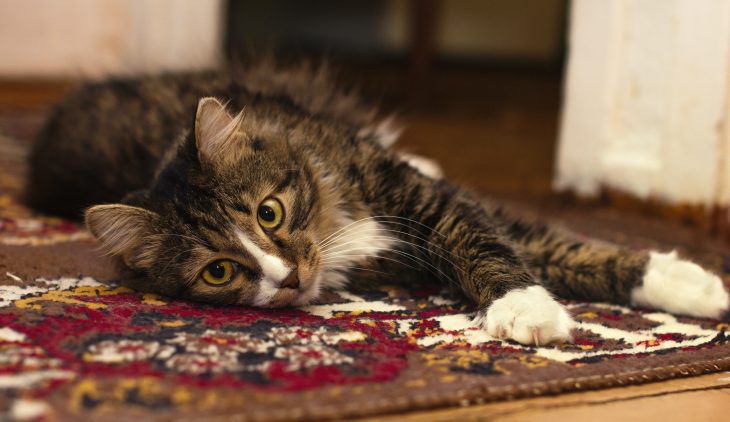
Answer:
501;213;729;319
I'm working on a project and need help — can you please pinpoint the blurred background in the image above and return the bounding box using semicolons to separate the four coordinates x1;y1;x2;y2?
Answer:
2;0;730;238
0;0;567;199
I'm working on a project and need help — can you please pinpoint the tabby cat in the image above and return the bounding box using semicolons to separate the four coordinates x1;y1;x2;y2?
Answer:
26;62;729;345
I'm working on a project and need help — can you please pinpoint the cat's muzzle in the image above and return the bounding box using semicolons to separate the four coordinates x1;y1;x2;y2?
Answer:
280;269;300;289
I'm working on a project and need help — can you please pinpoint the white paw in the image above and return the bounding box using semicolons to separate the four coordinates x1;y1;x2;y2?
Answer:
631;251;729;319
478;285;575;346
399;153;444;179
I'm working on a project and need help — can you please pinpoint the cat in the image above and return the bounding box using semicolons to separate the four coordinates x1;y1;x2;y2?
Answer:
26;61;729;346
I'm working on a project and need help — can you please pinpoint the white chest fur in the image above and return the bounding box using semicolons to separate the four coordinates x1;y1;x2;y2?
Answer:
317;217;394;289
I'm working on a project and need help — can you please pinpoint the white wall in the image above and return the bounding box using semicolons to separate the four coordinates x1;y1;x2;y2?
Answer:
0;0;223;78
556;0;730;206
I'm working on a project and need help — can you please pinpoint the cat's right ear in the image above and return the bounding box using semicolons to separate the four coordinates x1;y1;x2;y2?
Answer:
194;97;244;161
85;204;159;269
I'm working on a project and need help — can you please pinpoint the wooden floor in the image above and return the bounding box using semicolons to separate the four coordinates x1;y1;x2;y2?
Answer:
364;372;730;422
1;63;729;420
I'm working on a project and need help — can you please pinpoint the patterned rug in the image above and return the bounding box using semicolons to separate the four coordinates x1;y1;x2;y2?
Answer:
1;132;730;421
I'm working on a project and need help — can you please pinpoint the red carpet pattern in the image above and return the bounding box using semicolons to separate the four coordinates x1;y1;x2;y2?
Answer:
1;193;729;420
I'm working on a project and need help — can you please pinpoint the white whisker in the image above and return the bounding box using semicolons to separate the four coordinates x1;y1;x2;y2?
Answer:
317;215;446;249
325;265;391;277
321;245;457;285
320;253;421;273
317;216;377;248
320;227;464;263
371;215;447;238
322;236;465;273
388;249;459;286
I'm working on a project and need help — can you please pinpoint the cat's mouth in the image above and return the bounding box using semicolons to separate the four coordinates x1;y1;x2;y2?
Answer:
263;285;317;308
261;271;321;308
266;288;301;308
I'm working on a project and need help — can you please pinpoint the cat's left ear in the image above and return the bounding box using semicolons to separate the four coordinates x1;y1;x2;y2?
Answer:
194;97;244;161
85;204;160;269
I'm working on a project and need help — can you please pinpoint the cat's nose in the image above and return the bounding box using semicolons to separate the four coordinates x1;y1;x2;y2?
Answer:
280;269;300;289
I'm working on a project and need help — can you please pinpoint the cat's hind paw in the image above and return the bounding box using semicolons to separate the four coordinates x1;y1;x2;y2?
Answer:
478;285;575;346
632;251;729;319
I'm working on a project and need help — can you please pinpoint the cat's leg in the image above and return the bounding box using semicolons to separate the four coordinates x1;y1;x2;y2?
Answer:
369;187;574;345
350;146;577;344
504;217;729;319
421;227;575;346
426;214;575;346
632;250;728;318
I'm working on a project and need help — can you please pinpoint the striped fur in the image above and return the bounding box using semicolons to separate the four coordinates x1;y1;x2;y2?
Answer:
26;62;728;345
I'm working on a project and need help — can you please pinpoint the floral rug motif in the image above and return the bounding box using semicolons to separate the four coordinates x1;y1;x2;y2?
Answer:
2;274;729;421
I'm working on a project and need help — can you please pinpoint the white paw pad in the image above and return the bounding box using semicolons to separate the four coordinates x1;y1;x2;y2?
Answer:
478;285;575;346
631;251;729;319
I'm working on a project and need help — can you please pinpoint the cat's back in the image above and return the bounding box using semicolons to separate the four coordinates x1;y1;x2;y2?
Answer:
25;63;386;219
25;72;235;218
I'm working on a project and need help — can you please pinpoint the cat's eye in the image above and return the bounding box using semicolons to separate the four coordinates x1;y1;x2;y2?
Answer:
201;260;238;285
257;198;284;230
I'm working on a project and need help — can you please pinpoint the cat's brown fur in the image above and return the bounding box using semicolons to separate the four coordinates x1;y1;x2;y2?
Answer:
26;62;728;346
26;62;384;219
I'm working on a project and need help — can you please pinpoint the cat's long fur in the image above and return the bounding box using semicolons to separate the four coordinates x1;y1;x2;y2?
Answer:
26;62;729;345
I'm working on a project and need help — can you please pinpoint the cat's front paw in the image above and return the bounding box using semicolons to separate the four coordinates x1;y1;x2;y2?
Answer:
631;251;729;319
478;285;574;346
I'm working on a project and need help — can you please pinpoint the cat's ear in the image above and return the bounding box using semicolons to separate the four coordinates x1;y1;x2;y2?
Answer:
194;97;244;161
85;204;160;269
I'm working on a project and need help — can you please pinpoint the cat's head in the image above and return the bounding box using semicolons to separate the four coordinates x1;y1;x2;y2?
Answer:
84;97;347;307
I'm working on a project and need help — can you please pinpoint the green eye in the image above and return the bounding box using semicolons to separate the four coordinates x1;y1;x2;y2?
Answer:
201;260;238;285
257;198;284;230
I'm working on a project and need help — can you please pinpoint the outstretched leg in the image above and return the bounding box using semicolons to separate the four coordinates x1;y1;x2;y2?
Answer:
358;164;576;345
343;136;638;345
501;215;730;319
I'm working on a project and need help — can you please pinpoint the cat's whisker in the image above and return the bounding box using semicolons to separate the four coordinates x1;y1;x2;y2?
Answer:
320;236;396;256
321;235;466;274
325;265;391;277
381;249;459;286
317;216;381;248
320;243;458;286
319;215;445;251
320;226;465;262
320;253;422;273
318;222;399;250
318;226;410;251
317;215;445;249
379;228;466;261
371;215;448;238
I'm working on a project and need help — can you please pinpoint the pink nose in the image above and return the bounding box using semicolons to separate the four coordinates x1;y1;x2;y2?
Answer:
280;269;300;289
